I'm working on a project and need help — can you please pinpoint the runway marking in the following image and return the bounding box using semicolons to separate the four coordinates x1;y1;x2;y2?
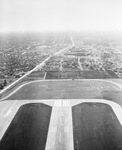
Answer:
63;100;70;106
1;79;122;101
0;98;122;148
45;100;74;150
54;100;62;106
5;101;18;117
71;99;122;126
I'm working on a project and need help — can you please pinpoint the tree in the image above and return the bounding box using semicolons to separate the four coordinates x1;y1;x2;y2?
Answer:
5;54;21;76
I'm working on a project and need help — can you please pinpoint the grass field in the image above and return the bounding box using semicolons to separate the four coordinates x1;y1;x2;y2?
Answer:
72;103;122;150
106;70;119;78
5;80;122;106
0;103;52;150
83;70;109;79
27;71;45;78
45;70;114;79
46;71;84;79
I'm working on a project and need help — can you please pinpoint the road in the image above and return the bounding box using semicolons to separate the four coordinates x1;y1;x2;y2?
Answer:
69;34;75;46
0;35;122;150
0;35;74;96
78;57;83;70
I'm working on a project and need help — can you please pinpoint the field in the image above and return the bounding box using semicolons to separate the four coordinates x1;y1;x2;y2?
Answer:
4;80;122;107
83;70;109;79
72;103;122;150
27;71;45;79
46;71;110;79
0;32;122;150
46;71;84;79
0;103;52;150
106;70;119;78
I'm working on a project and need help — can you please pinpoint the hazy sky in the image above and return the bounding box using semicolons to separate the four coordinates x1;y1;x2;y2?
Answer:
0;0;122;32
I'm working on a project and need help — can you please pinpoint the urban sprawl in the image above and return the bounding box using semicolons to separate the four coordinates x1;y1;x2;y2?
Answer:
0;32;122;89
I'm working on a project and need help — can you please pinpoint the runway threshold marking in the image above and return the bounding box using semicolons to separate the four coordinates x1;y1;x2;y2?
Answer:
45;100;74;150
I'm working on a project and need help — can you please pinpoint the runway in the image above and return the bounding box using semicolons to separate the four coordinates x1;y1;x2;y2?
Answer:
45;100;74;150
0;99;122;150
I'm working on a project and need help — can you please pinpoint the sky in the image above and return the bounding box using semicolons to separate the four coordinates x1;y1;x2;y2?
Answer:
0;0;122;32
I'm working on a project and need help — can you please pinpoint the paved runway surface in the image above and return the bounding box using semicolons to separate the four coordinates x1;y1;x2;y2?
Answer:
45;100;74;150
1;34;122;149
0;79;122;150
0;99;122;150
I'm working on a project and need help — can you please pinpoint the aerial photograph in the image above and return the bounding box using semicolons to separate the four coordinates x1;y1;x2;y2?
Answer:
0;0;122;150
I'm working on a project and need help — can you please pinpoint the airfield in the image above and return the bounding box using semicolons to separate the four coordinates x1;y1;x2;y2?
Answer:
2;79;122;103
0;78;122;150
0;34;122;150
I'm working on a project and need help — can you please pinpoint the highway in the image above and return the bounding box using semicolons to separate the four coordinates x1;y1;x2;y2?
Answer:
69;34;75;46
0;35;74;96
0;35;122;149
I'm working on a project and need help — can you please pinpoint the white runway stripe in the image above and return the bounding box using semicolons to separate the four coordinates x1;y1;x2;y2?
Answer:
0;98;122;149
63;100;70;106
54;100;62;106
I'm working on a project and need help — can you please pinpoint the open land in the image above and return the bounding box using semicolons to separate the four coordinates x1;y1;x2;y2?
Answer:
0;103;52;150
72;103;122;150
0;32;122;150
3;80;122;107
